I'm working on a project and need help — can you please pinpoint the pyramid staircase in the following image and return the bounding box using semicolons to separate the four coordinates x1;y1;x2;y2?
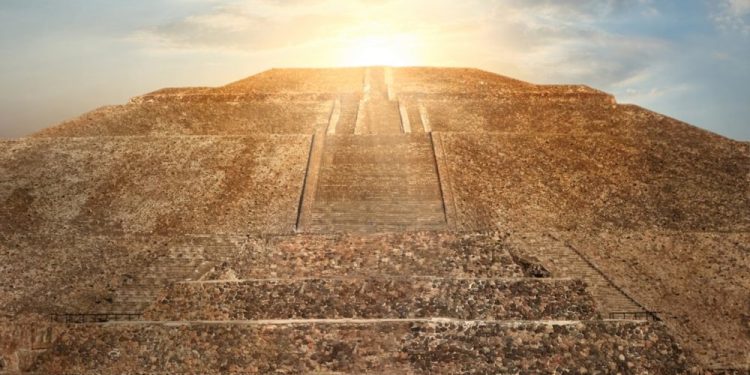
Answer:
306;134;447;233
297;67;448;233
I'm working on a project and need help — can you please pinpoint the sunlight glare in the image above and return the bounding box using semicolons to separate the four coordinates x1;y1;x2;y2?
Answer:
340;34;419;67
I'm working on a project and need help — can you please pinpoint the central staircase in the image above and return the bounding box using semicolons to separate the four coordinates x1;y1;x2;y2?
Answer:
307;134;447;233
297;67;448;233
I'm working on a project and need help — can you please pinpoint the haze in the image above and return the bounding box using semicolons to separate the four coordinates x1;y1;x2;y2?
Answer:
0;0;748;139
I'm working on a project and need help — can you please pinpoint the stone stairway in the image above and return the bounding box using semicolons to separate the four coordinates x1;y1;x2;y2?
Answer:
306;134;447;233
506;232;646;316
332;93;361;134
106;251;215;314
20;232;691;374
354;67;403;135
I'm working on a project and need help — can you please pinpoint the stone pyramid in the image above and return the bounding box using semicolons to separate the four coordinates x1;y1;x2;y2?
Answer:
1;67;748;373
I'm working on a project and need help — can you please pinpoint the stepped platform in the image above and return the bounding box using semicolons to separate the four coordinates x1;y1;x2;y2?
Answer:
1;230;699;373
3;67;745;372
0;232;526;318
27;320;690;374
144;278;597;321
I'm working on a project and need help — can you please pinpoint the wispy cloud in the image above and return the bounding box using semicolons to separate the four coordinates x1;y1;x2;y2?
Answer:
712;0;750;35
130;2;350;51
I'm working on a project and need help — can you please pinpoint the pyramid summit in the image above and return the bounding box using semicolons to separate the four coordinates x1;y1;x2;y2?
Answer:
1;67;748;373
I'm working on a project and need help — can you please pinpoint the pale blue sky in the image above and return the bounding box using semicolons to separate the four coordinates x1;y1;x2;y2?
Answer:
0;0;748;139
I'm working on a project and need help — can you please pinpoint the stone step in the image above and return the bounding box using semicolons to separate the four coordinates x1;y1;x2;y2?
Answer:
313;187;442;199
309;213;445;223
30;320;691;374
312;195;443;204
308;216;445;227
317;164;437;176
310;215;445;224
311;201;444;211
316;176;441;186
324;133;431;146
325;154;435;165
323;140;431;150
323;149;434;160
305;223;449;234
74;258;216;315
144;277;597;321
308;219;446;230
324;137;432;147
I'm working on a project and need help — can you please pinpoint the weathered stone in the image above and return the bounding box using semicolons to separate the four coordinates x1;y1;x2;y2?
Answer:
144;278;597;321
1;66;744;373
31;321;691;374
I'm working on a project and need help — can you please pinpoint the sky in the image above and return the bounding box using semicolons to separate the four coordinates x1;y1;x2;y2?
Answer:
0;0;748;140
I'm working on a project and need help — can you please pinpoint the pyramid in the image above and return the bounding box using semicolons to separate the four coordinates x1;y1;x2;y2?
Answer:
1;67;748;373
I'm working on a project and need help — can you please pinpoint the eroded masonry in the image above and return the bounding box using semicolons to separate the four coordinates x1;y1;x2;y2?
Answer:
1;67;748;373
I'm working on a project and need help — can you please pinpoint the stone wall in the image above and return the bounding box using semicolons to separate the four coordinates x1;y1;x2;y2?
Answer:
0;135;310;236
32;100;333;137
393;67;534;95
0;233;524;319
560;230;750;369
204;232;525;280
31;321;692;374
226;67;365;94
421;97;615;133
435;129;749;232
144;278;597;321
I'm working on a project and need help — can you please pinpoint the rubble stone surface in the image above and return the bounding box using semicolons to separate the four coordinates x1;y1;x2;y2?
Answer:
1;67;746;373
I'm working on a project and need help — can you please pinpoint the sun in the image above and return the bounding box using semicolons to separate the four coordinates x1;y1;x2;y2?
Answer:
339;34;419;67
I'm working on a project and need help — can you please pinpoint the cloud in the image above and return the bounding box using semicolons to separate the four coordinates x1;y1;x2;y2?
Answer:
473;0;670;87
130;2;351;51
125;0;685;106
728;0;750;15
712;0;750;35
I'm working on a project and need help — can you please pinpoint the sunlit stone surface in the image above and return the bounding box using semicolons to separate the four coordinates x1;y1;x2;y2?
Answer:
1;67;747;373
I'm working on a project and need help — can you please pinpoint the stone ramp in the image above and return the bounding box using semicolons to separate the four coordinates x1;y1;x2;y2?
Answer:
28;320;691;374
306;134;447;233
144;278;597;321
